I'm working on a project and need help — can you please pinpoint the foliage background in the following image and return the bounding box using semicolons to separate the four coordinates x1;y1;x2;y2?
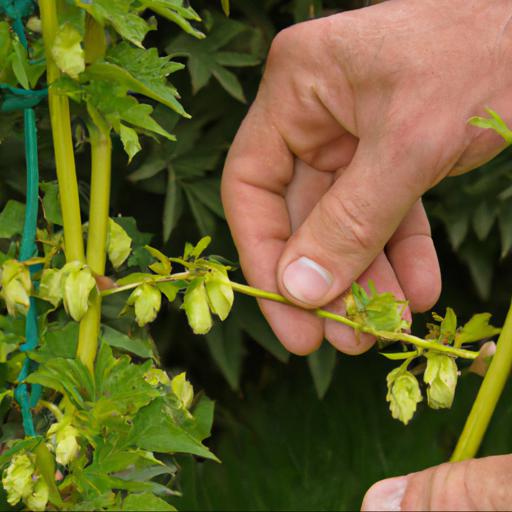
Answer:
2;0;512;509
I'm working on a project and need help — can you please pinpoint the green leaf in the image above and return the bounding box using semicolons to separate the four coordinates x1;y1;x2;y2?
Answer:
456;313;501;346
163;167;182;242
77;0;153;47
472;201;497;241
51;23;85;79
101;325;155;359
123;493;176;511
205;266;234;321
145;245;171;275
167;12;260;101
40;182;63;225
221;0;230;16
10;38;30;89
182;278;212;335
119;124;142;162
439;307;457;344
424;353;458;410
156;281;182;302
307;342;337;399
498;205;512;258
205;320;245;391
107;219;132;270
469;108;512;145
0;201;25;239
38;322;79;360
386;368;422;425
131;397;218;461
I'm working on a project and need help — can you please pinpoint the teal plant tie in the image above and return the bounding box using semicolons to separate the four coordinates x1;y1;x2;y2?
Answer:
0;3;44;437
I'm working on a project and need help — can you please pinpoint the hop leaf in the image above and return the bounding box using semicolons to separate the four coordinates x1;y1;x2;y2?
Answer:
48;422;80;466
51;23;85;79
62;262;96;321
171;372;194;409
1;260;31;316
205;265;233;321
25;477;49;512
424;353;458;409
386;368;422;425
127;284;162;327
2;452;35;507
456;313;501;346
107;219;132;269
183;278;212;335
144;368;171;387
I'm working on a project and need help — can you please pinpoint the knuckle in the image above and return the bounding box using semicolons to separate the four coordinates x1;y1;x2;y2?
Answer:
315;194;375;255
267;26;299;69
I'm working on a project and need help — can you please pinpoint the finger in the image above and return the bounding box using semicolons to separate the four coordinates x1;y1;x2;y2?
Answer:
325;252;409;355
222;105;323;354
387;200;441;313
361;455;512;511
286;159;335;232
277;142;428;308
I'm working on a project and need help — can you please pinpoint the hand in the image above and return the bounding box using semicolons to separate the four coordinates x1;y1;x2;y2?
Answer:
361;454;512;511
222;0;512;355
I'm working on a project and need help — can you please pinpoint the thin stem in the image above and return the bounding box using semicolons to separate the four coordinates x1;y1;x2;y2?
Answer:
38;400;64;421
76;125;112;371
101;274;479;360
451;300;512;461
39;0;85;263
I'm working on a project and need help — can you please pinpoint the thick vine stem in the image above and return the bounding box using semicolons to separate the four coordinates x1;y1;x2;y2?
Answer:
451;300;512;461
39;0;85;263
77;123;112;371
101;274;479;360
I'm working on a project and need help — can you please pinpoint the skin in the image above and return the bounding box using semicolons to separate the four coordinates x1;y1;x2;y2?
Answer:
222;0;512;509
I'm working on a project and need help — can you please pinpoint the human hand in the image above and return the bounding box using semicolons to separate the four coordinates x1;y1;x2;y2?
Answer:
222;0;512;355
361;454;512;511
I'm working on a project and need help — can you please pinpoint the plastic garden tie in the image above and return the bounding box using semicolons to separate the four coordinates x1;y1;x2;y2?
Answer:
0;0;35;48
0;84;47;112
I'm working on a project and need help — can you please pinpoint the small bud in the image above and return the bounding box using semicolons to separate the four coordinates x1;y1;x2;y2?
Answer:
171;372;194;409
26;477;49;512
205;267;233;321
183;278;212;335
48;422;80;466
386;368;422;425
144;368;171;387
424;353;458;409
127;284;162;327
2;452;35;506
62;262;96;321
1;260;32;316
107;219;132;270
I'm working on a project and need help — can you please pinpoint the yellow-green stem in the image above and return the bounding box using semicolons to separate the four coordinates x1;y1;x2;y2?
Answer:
77;126;112;371
39;0;84;263
101;275;479;360
451;300;512;461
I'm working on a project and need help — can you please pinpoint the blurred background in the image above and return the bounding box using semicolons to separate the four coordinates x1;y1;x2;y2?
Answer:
2;1;512;509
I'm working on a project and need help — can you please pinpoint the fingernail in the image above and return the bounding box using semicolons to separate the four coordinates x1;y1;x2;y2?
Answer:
361;477;407;512
282;257;333;304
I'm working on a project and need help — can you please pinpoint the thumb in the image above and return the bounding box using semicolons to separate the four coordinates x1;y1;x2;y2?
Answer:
278;145;428;307
361;455;512;511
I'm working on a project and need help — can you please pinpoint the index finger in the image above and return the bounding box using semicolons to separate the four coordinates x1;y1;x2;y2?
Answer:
221;103;324;354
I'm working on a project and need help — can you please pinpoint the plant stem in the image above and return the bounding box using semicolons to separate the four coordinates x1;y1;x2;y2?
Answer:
76;124;112;371
451;300;512;461
101;274;479;360
39;0;85;263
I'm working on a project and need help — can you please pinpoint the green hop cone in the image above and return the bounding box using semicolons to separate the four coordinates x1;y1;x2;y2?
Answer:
26;477;49;512
127;284;162;327
107;219;132;269
171;372;194;409
62;262;96;321
48;422;80;466
39;268;64;308
2;452;35;506
205;267;234;321
1;260;32;316
51;23;85;79
424;353;459;409
386;368;422;425
183;278;213;335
